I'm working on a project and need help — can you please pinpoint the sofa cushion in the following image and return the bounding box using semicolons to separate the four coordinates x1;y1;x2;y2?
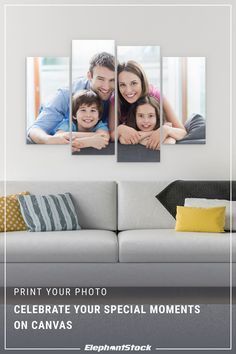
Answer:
18;193;81;232
184;198;236;231
0;230;118;263
175;206;226;233
156;180;234;219
118;181;175;230
118;229;235;263
177;113;206;143
0;181;117;230
0;192;29;232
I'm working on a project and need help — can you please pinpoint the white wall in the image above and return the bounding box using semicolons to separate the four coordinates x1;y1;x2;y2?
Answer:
1;1;235;181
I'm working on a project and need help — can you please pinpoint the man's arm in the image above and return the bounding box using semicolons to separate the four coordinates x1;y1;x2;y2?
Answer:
28;88;70;144
29;127;69;144
70;130;109;139
72;135;109;151
72;130;109;151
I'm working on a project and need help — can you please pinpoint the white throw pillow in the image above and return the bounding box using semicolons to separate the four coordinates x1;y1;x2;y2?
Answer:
184;198;236;231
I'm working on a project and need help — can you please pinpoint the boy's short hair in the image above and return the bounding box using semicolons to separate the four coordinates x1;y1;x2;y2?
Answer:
72;90;103;119
89;52;115;75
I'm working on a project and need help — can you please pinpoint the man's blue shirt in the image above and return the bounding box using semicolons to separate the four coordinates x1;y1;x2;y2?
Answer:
28;78;110;135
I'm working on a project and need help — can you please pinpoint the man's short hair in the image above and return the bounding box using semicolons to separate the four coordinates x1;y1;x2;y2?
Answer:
89;52;115;75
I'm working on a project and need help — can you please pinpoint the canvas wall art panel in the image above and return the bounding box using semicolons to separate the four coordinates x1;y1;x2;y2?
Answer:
117;46;161;163
26;57;70;144
71;40;115;155
162;57;206;145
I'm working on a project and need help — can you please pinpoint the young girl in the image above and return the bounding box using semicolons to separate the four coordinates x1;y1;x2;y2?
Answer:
120;96;175;148
55;90;109;150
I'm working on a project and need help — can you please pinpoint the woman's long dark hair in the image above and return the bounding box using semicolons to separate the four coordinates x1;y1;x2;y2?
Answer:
126;96;161;131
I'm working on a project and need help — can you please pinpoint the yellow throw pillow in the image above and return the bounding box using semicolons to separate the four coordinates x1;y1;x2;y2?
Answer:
0;192;30;232
175;206;226;233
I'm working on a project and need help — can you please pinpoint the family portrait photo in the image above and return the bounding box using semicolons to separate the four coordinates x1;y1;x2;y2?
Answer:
26;45;206;161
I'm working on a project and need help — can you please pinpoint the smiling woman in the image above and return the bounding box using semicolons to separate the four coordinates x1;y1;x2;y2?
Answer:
118;70;143;105
116;58;187;149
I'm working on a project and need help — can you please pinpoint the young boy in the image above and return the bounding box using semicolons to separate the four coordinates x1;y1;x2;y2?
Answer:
55;90;109;150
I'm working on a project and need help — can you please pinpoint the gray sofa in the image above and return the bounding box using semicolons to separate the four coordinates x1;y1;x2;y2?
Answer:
0;181;235;287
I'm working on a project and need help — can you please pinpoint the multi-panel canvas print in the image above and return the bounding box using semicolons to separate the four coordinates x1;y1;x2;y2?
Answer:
26;49;206;160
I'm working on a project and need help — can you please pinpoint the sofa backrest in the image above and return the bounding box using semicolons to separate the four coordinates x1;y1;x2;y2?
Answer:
118;181;175;230
1;181;117;231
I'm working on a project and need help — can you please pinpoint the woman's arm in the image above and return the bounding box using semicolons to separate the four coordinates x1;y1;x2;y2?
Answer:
162;97;187;139
163;97;185;129
162;124;187;141
163;97;187;140
163;136;176;144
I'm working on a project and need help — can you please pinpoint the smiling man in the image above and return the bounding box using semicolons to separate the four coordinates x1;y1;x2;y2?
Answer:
28;52;115;145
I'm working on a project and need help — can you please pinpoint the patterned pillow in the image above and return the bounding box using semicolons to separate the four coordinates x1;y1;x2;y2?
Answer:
156;180;232;219
0;192;30;232
17;193;81;232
